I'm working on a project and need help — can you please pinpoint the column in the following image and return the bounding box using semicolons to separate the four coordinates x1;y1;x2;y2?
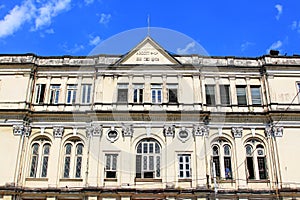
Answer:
76;76;83;103
232;127;247;189
193;75;201;110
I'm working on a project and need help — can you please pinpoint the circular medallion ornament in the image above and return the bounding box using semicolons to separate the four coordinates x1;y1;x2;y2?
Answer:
106;128;119;143
177;127;190;142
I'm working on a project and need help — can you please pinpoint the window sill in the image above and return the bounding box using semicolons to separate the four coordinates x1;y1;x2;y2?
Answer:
135;178;162;182
104;178;117;182
247;179;270;183
218;179;236;183
178;178;192;182
25;177;48;181
60;178;83;182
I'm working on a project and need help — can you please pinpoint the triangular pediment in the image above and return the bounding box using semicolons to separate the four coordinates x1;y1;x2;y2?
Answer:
119;36;180;65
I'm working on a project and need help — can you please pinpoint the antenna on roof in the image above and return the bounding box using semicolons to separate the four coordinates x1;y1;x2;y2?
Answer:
147;15;150;36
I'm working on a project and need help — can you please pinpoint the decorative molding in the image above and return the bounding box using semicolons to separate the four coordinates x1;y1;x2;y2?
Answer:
265;126;283;137
231;127;243;138
193;125;209;137
86;125;102;137
13;124;23;136
122;125;133;137
177;127;190;143
53;126;64;138
106;127;119;143
163;125;175;137
13;125;31;136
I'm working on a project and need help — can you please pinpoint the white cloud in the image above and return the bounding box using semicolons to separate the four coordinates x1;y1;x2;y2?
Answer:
45;28;55;34
241;41;255;52
84;0;94;5
275;4;283;20
89;35;101;46
176;42;196;54
291;20;300;33
62;43;85;54
0;0;35;38
99;13;111;25
33;0;71;30
266;40;283;54
0;0;72;38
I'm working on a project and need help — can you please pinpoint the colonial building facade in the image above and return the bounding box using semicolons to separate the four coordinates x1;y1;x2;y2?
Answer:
0;37;300;199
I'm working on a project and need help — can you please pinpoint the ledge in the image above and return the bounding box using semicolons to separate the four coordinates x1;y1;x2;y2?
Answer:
247;179;270;183
25;177;48;181
135;178;162;182
104;178;117;182
59;178;83;182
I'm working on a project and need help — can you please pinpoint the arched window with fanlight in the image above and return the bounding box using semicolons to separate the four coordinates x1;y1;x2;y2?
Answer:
29;139;51;178
63;140;84;179
245;141;268;180
136;138;161;179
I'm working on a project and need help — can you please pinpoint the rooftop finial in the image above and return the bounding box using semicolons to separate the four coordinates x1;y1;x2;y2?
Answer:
147;15;150;36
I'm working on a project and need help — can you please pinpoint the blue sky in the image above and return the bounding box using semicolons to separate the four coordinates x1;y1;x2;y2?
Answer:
0;0;300;57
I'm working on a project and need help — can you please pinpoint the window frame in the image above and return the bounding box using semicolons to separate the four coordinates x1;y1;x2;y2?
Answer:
250;86;262;105
35;84;46;104
66;84;77;104
151;84;162;104
117;84;128;103
81;84;92;104
220;85;230;105
236;85;247;106
133;84;144;104
105;153;118;179
167;84;178;104
178;154;192;179
136;139;161;179
49;84;60;104
29;141;51;178
205;85;216;106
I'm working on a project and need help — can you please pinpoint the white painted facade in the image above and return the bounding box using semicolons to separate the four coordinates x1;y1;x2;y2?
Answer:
0;37;299;199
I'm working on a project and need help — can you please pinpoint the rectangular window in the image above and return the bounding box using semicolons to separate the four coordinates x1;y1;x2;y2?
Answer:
81;84;92;104
49;84;60;104
251;86;262;105
105;154;118;179
167;84;178;103
212;156;220;178
205;85;215;106
133;84;143;103
178;154;191;179
220;85;230;105
151;84;162;104
117;84;128;103
236;86;247;105
66;85;77;104
35;84;46;104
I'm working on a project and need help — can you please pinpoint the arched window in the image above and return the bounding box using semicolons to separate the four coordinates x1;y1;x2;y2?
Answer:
29;140;51;178
63;140;84;179
211;141;233;179
136;138;161;179
245;141;268;180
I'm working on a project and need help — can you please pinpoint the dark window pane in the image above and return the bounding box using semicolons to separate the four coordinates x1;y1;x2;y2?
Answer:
213;156;220;177
30;155;38;177
237;86;247;105
75;157;82;178
205;85;215;106
136;155;141;178
224;157;232;179
246;157;255;179
41;156;48;177
251;86;261;105
117;88;128;102
220;85;230;105
63;156;70;178
258;157;267;179
169;88;177;103
106;171;116;178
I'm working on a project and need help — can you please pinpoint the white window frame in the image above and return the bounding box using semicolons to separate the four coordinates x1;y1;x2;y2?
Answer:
81;84;92;104
49;85;60;104
117;84;128;103
151;84;162;104
133;84;144;103
66;84;77;104
105;153;118;179
250;86;262;105
29;141;51;178
178;154;191;179
35;84;46;104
